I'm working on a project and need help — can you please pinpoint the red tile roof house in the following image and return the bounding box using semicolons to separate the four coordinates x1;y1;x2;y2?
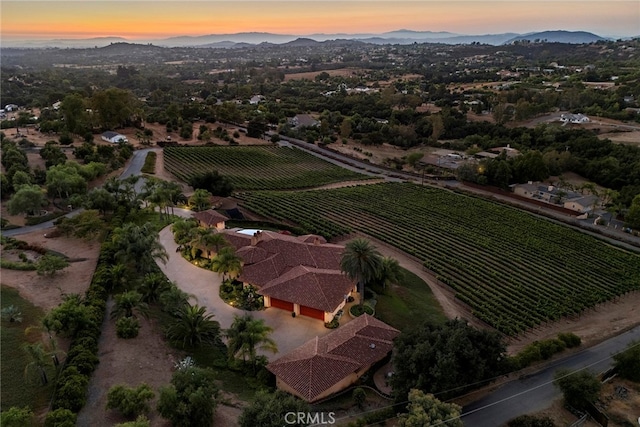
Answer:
192;209;228;230
267;314;400;402
221;230;356;322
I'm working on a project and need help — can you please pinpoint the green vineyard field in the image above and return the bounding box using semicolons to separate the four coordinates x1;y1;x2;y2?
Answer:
237;182;640;335
163;145;370;190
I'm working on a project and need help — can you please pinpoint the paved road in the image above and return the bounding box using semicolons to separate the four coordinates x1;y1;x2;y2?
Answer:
461;325;640;426
3;148;156;237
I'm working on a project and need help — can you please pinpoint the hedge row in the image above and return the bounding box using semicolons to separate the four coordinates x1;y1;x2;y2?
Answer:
141;151;157;174
45;242;115;425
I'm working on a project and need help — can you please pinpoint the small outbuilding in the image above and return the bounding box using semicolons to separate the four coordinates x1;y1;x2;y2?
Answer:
101;131;128;143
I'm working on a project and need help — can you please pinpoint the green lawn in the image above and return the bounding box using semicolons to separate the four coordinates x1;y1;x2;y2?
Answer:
375;268;447;331
0;286;56;412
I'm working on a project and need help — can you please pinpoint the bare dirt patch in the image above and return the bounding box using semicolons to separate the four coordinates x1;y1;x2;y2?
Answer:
77;299;178;427
283;67;366;82
598;129;640;145
0;229;100;311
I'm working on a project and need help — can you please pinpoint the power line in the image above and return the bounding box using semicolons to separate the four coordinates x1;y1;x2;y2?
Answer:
311;340;639;427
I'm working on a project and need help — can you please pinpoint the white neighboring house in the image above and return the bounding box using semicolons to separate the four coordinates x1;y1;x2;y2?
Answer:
101;131;128;144
559;113;590;124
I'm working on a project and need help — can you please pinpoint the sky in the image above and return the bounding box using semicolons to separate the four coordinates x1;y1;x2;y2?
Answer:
1;0;638;40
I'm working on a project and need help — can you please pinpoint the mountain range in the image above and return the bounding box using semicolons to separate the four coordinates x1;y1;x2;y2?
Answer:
2;30;623;49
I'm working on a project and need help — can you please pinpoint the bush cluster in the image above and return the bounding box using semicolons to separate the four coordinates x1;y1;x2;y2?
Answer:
513;333;581;369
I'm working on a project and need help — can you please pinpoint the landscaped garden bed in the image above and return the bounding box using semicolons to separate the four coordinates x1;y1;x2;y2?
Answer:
219;281;264;311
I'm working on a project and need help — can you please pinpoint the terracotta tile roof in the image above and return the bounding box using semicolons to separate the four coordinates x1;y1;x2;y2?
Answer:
192;209;228;227
259;266;354;312
297;235;328;244
267;315;400;402
236;246;269;264
220;230;252;249
223;229;352;313
240;254;286;286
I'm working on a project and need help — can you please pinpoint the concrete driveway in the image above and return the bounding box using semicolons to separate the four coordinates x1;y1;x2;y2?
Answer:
156;225;330;358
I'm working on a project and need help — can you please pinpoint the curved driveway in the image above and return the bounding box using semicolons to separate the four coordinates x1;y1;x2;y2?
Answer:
155;221;331;358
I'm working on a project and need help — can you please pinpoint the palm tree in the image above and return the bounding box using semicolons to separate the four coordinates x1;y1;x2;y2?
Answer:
171;217;199;246
189;228;228;259
137;273;172;303
225;314;277;372
111;223;168;273
379;257;403;290
107;263;130;292
211;247;242;281
159;286;194;316
340;238;383;306
111;291;149;319
23;343;52;385
166;303;220;349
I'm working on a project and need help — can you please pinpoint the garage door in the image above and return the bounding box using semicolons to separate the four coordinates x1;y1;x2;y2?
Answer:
270;298;294;312
300;305;325;320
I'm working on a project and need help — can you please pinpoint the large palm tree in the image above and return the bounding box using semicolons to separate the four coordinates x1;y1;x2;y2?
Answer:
189;228;228;259
171;217;199;246
111;291;149;319
166;303;220;349
111;223;168;273
340;238;383;305
23;343;52;385
211;247;242;281
225;314;277;372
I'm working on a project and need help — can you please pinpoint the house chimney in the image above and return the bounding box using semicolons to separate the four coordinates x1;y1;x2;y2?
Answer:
314;236;320;246
548;185;554;192
251;231;262;246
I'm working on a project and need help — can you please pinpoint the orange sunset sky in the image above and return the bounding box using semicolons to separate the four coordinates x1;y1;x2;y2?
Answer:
1;1;638;40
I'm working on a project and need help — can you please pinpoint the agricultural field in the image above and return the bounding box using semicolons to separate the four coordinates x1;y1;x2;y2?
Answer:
163;146;370;190
237;182;640;336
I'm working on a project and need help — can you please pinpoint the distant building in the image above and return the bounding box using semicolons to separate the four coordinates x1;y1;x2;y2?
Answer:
559;113;590;124
512;182;600;213
289;114;319;128
101;131;128;143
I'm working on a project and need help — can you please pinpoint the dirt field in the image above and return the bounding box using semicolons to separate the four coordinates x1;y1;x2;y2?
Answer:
283;67;368;82
0;230;100;311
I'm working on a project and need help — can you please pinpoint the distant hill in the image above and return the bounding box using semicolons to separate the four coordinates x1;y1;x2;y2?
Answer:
283;38;321;47
504;30;605;44
2;29;613;49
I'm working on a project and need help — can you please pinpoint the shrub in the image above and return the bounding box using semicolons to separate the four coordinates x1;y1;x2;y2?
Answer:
116;316;140;339
553;368;601;411
352;387;366;408
557;333;581;348
613;340;640;382
44;408;77;427
65;347;99;375
0;406;34;427
1;305;23;323
115;415;150;427
349;304;373;317
107;384;155;418
324;318;339;329
157;367;218;427
508;415;556;427
53;368;89;412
